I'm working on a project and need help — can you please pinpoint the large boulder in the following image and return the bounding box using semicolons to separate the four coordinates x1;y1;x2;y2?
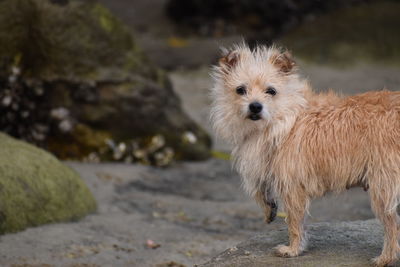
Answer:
199;219;386;267
0;0;211;165
0;133;96;234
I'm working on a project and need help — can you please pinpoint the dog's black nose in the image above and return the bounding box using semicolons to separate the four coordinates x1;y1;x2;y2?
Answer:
249;102;263;114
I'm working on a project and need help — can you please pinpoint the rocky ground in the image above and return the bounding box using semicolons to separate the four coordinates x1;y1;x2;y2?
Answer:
0;159;375;267
200;220;400;267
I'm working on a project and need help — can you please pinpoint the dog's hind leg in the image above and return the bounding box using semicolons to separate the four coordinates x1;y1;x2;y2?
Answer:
255;181;277;223
369;183;400;267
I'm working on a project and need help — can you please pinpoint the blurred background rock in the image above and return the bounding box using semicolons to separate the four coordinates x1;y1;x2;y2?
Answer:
0;0;211;166
0;0;400;266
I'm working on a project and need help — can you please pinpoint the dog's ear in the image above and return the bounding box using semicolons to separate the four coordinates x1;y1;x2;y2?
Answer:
271;50;296;74
219;49;240;70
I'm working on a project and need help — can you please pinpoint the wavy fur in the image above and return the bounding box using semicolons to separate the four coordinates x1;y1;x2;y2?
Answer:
210;44;400;266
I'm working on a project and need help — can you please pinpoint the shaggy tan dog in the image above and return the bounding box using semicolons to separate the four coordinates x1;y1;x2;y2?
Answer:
210;44;400;267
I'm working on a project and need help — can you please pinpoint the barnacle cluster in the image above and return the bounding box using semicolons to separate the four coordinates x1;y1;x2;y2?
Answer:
0;67;50;144
101;135;175;167
83;135;174;167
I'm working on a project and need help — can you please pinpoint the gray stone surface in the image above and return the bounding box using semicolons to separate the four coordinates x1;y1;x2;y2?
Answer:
199;220;400;267
0;159;377;266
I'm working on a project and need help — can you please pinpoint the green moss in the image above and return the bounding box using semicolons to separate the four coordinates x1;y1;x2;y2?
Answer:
47;123;111;160
92;4;115;33
279;1;400;67
211;150;231;161
0;133;96;234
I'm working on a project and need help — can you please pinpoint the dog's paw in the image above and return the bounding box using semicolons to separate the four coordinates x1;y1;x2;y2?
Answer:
372;256;396;267
275;245;300;258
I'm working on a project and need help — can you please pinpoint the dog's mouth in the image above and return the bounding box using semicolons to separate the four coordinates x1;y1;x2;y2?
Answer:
248;114;261;121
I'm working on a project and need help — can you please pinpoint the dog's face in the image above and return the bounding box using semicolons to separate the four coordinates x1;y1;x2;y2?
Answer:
211;45;307;143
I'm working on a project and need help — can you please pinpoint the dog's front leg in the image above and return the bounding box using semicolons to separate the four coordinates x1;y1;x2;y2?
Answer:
275;192;308;257
255;181;277;223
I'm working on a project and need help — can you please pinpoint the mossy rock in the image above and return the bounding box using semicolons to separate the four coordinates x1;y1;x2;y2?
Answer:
0;0;151;80
0;133;96;234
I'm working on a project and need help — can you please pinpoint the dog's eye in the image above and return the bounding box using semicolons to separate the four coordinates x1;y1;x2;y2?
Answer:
265;86;277;96
236;85;246;95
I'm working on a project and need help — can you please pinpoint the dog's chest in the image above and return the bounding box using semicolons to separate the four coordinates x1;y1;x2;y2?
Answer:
232;136;274;195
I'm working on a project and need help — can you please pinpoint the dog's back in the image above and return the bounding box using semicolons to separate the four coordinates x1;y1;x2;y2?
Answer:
274;90;400;206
